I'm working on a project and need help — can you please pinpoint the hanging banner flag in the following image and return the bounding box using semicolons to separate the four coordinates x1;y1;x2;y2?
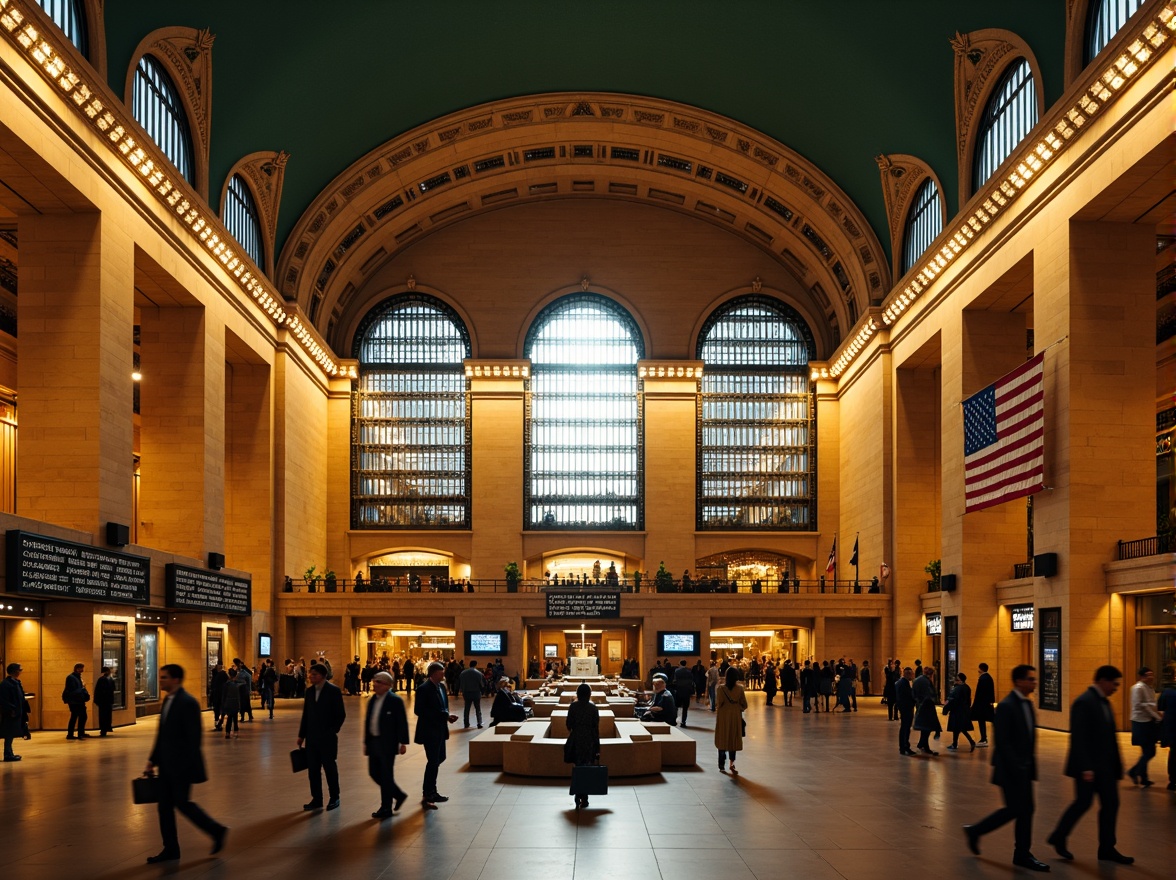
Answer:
849;536;859;567
963;352;1045;513
825;537;836;574
880;562;891;580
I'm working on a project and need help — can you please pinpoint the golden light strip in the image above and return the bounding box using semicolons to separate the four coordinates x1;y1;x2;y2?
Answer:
0;0;345;377
637;363;704;379
463;362;531;378
827;2;1174;379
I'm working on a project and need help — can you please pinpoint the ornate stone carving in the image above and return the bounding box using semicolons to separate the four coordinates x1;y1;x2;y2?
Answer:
874;152;943;280
222;149;289;277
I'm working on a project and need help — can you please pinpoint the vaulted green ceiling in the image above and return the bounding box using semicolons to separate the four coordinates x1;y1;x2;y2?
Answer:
103;1;1066;264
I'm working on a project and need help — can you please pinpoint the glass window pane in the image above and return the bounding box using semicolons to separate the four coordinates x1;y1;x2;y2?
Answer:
525;294;643;530
36;0;88;56
351;296;471;528
973;59;1038;191
132;55;195;186
901;178;943;274
1085;0;1146;65
223;174;264;267
697;297;816;530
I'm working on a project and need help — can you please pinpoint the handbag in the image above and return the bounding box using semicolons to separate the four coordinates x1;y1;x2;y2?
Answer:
741;712;747;736
290;747;309;773
569;764;608;796
132;774;163;805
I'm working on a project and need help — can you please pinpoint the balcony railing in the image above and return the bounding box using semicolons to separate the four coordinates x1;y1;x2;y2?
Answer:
1012;561;1033;579
281;577;885;595
1117;534;1174;560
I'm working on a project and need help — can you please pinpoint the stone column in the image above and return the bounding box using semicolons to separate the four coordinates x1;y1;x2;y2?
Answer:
466;361;527;577
16;213;134;534
138;304;225;560
1033;221;1154;725
641;361;702;573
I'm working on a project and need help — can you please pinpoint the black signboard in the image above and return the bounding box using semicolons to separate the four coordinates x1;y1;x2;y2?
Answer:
1039;606;1062;712
6;529;149;605
166;564;251;616
925;612;943;636
545;591;620;618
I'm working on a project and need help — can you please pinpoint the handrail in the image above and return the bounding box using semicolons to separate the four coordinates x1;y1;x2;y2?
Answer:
280;576;885;595
1117;534;1174;560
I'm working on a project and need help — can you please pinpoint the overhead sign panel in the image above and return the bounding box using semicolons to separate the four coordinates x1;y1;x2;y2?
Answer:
6;530;149;606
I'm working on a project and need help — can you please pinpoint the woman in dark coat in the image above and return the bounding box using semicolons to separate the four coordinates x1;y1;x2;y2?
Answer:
945;672;976;750
209;662;228;730
817;661;835;712
969;662;996;745
566;683;600;808
763;662;778;706
882;661;897;718
780;661;797;707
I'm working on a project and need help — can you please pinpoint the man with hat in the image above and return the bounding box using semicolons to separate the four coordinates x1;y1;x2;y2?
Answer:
364;671;410;819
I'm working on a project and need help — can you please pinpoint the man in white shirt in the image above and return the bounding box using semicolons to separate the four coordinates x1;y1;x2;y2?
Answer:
364;671;410;818
1126;666;1161;787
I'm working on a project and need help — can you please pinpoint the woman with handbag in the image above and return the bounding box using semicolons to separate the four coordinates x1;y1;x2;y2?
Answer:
944;672;976;751
565;683;601;808
715;667;748;775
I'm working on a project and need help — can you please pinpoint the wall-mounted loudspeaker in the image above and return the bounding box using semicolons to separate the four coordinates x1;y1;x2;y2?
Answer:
1033;553;1057;578
106;521;129;547
940;574;957;592
208;552;225;570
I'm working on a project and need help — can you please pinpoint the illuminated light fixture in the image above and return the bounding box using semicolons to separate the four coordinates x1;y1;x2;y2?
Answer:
132;370;142;382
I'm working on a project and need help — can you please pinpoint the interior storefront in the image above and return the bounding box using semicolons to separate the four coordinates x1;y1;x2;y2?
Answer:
524;620;640;677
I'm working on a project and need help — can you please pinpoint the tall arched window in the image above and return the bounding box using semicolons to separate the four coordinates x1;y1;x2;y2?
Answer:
351;295;471;529
697;296;816;530
901;178;943;275
223;174;264;268
525;293;644;530
1085;0;1145;65
37;0;88;56
973;58;1038;191
132;55;194;185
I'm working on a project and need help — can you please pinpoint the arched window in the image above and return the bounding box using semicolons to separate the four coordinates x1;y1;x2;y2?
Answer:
37;0;87;56
351;296;471;529
696;296;816;530
973;58;1038;191
1085;0;1146;65
131;55;194;185
222;174;264;268
525;293;644;530
900;178;943;275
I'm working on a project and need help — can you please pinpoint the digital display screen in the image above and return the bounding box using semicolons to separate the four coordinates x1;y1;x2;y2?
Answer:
544;644;559;658
657;631;699;655
258;632;272;657
1010;605;1035;632
465;631;506;655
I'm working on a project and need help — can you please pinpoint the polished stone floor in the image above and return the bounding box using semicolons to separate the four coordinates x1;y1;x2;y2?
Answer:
1;690;1171;880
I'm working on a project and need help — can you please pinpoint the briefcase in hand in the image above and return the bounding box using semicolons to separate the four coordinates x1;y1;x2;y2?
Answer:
290;747;308;773
569;764;608;796
132;775;163;804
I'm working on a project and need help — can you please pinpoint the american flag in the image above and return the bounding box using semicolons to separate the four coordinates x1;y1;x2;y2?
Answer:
963;353;1045;513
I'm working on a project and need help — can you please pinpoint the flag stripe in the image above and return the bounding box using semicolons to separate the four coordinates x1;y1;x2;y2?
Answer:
963;353;1045;513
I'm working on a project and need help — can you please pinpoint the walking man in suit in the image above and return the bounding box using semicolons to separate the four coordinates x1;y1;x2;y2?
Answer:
414;660;457;809
459;660;484;728
297;662;347;811
1;662;28;761
364;671;410;819
895;666;915;756
94;666;116;736
143;664;227;863
971;662;996;747
1046;665;1133;864
63;662;90;740
672;660;694;726
963;665;1048;871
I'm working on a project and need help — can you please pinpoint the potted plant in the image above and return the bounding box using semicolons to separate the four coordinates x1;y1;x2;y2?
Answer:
324;569;337;592
655;561;674;593
924;559;941;592
504;561;520;593
631;569;644;592
304;565;321;593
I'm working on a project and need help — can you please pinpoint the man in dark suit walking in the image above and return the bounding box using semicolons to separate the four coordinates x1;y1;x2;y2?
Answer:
459;660;485;728
971;662;996;746
63;662;90;739
1;662;28;761
672;660;694;726
963;664;1048;871
94;666;116;735
1046;665;1133;865
894;666;915;756
414;660;457;809
364;671;410;819
297;662;347;811
143;664;227;864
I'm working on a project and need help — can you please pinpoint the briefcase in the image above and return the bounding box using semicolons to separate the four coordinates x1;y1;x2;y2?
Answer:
569;764;608;796
132;775;163;805
290;747;308;773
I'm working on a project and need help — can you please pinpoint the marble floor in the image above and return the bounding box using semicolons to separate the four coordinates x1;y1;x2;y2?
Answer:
1;691;1171;880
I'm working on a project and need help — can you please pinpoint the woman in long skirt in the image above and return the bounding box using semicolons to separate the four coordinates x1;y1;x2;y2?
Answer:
715;667;749;774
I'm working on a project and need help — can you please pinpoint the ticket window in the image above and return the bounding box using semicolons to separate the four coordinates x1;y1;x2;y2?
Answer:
135;628;159;704
100;622;126;710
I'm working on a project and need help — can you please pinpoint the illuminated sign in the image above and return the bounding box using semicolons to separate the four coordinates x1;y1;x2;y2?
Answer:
1010;604;1035;632
925;613;943;636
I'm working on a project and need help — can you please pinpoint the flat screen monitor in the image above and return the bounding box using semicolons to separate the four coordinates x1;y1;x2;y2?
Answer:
464;630;507;655
657;631;700;655
257;632;272;658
